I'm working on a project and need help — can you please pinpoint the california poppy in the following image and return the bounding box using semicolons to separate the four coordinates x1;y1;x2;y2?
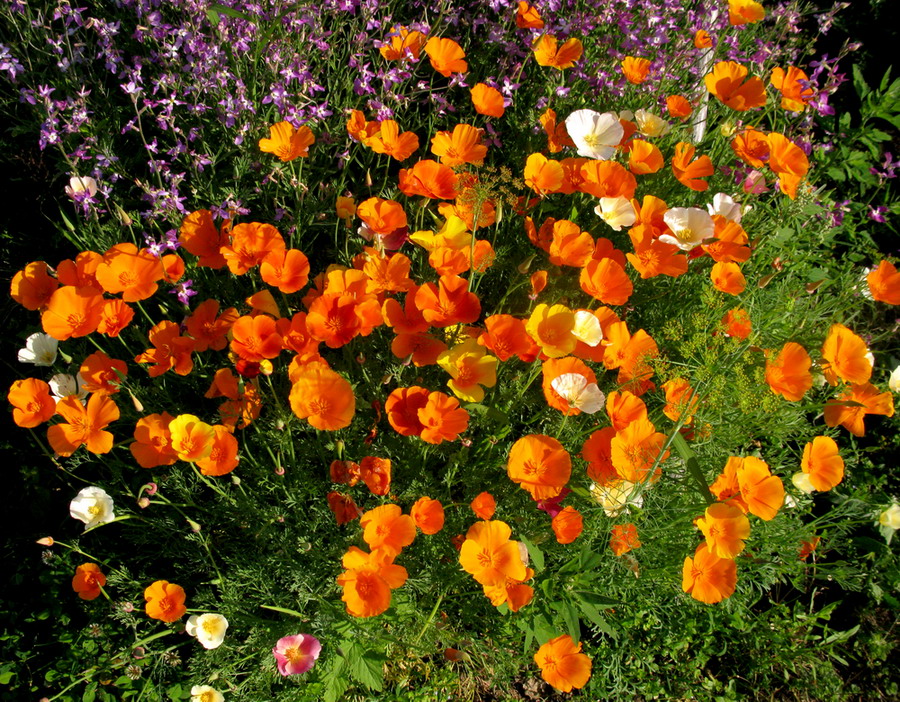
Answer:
168;414;215;463
260;248;310;294
131;412;178;468
696;502;751;558
737;456;784;521
379;25;427;62
357;197;408;235
824;382;894;437
144;580;187;622
97;299;135;337
666;95;693;119
711;261;747;295
230;315;283;362
195;425;239;476
431;124;487;167
526;304;576;358
471;83;505;118
289;365;356;431
459;519;526;587
11;261;59;311
368;120;420;161
418;391;470;444
765;342;812;401
682;543;737;604
662;378;699;424
42;286;105;341
479;314;538;362
694;29;713;49
220;222;285;275
767;133;809;199
178;209;229;269
327;492;362;525
8;378;56;428
437;339;498;403
579;160;636;198
533;35;583;70
471;491;496;520
867;260;900;304
48;394;119;456
259;121;315;161
95;243;164;301
424;37;467;77
515;1;544;28
671;142;714;191
336;546;408;618
346;109;380;145
731;128;770;168
360;504;416;557
548;220;594;267
580;258;634;305
543;357;601;416
581;428;618;485
705;61;767;111
609;524;641;556
185;299;239;352
507;434;571;500
135;321;195;377
627;139;664;175
800;436;844;491
771;66;814;111
80;351;127;395
398;159;459;199
551;506;583;544
621;56;651;84
539;109;575;153
610;418;668;482
721;307;752;339
534;634;592;692
414;275;481;327
821;323;872;386
729;0;765;25
524;153;564;195
411;497;445;535
72;563;106;600
359;456;392;496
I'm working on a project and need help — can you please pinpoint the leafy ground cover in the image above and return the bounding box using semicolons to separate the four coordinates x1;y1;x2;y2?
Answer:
1;0;899;700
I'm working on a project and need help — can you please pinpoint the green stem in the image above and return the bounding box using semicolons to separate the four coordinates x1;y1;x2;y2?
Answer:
672;432;714;505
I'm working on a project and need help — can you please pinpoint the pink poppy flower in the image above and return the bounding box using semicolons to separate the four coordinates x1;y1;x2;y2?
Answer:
272;633;322;675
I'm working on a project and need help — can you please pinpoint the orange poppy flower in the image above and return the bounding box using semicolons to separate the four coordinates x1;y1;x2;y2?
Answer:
398;159;459;199
94;243;164;302
524;153;564;195
610;417;668;482
80;351;127;395
710;456;746;509
579;161;637;199
195;425;239;476
418;391;470;444
821;323;872;386
471;83;505;118
580;258;634;305
56;250;102;289
368;120;420;161
167;414;215;462
507;434;571;500
259;121;314;161
360;505;416;559
705;61;767;111
533;35;583;70
11;261;59;310
542;356;598;416
289;365;355;431
682;543;737;604
437;339;498;403
771;66;814;112
711;261;746;295
230;315;282;362
824;382;894;437
721;307;752;339
609;523;641;556
8;378;56;428
471;491;496;520
867;260;900;304
548;220;594;267
703;217;751;263
731;128;770;168
379;25;426;62
603;323;658;392
800;436;844;491
97;299;134;337
539;109;575;153
41;286;105;341
220;222;285;275
799;536;821;561
161;253;184;284
483;568;535;612
459;519;526;587
391;332;448;367
696;502;751;558
736;456;784;520
131;412;178;468
336;546;408;618
606;390;648;432
431;124;487;167
305;293;363;349
357;197;408;235
346;109;380;145
178;209;229;269
767;132;809;199
327;492;362;525
765;342;812;401
662;378;699;424
384;386;429;438
48;394;119;456
530;271;548;300
516;1;544;28
551;506;583;544
359;456;392;496
72;563;106;600
330;460;361;486
144;580;187;622
424;36;467;77
729;0;765;25
621;56;651;84
666;95;693;120
185;299;238;352
693;29;713;49
581;427;618;485
671;142;714;191
135;321;195;377
259;248;310;294
414;275;481;327
411;497;445;535
626;236;688;279
627;139;664;175
534;634;592;692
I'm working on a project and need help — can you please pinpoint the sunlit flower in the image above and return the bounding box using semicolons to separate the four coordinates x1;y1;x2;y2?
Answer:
259;121;314;161
72;563;106;600
144;580;187;623
186;614;229;649
595;196;637;231
190;686;224;702
17;332;58;366
565;110;623;160
880;504;900;530
682;543;737;603
550;374;605;414
534;634;592;692
661;207;714;251
633;109;669;137
272;633;321;675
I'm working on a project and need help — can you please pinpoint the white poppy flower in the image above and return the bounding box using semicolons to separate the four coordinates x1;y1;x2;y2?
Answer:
565;109;624;160
572;310;603;347
791;472;815;494
18;333;58;366
65;176;98;198
49;373;87;404
594;196;637;231
634;109;670;138
590;479;642;517
69;486;115;530
661;207;715;251
880;504;900;530
889;365;900;393
707;193;742;223
190;686;225;702
186;614;229;650
551;373;605;414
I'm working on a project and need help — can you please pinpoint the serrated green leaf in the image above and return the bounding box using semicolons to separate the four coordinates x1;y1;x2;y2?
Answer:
349;650;385;691
323;656;351;702
576;599;619;640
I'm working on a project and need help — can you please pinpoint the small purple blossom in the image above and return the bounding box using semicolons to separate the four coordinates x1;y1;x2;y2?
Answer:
170;279;197;306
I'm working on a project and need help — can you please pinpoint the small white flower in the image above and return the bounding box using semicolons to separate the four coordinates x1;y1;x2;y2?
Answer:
791;472;815;494
879;504;900;530
49;373;87;404
18;333;58;366
565;109;624;160
661;207;715;251
707;193;742;223
594;196;637;231
551;373;605;414
69;486;115;531
633;109;670;138
190;686;224;702
65;175;98;198
889;365;900;393
590;480;642;517
186;614;229;650
572;310;603;347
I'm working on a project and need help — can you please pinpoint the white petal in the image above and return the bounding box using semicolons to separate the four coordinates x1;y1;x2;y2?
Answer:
572;311;603;346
